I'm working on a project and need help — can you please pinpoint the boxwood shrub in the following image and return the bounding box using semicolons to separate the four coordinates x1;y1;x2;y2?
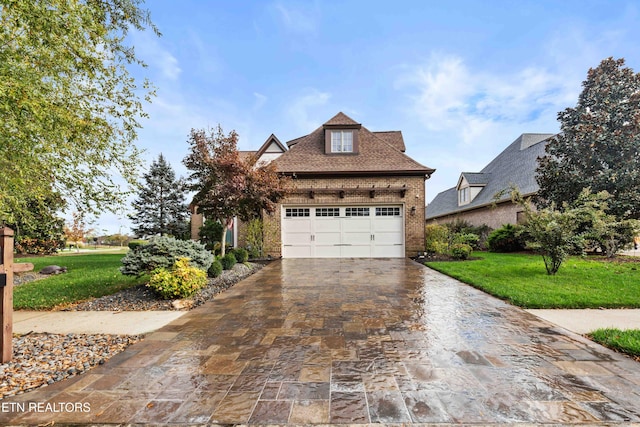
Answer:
221;252;237;270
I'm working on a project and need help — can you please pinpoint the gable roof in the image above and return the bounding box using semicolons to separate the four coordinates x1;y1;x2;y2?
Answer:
256;134;287;158
426;133;554;219
239;134;287;164
274;112;434;177
459;172;490;186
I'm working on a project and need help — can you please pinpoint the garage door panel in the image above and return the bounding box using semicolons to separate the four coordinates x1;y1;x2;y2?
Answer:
283;245;312;258
375;232;403;245
315;245;340;257
342;245;371;258
373;217;403;232
284;219;312;233
285;232;313;245
343;218;371;231
373;244;404;258
315;232;341;244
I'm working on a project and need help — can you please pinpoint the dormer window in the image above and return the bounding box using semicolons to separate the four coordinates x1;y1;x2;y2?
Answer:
323;117;361;154
331;130;353;153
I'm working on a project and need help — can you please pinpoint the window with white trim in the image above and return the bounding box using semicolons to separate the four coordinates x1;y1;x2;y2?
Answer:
331;130;353;153
376;207;401;216
315;208;340;217
285;208;310;217
458;187;470;205
345;207;370;217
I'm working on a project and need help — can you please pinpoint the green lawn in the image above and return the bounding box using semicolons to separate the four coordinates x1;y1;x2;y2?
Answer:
425;252;640;309
588;328;640;359
14;253;147;310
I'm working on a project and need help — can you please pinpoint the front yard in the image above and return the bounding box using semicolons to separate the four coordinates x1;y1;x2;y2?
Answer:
426;252;640;309
426;251;640;360
14;253;148;310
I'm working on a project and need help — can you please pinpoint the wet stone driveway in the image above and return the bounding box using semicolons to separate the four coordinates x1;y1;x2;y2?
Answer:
2;258;640;425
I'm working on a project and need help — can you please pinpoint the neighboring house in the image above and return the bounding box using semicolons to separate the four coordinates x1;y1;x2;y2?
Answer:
264;112;435;258
425;133;554;229
189;134;287;246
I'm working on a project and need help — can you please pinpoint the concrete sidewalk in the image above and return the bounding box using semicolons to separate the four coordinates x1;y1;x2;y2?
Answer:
11;307;640;336
526;308;640;334
13;310;187;335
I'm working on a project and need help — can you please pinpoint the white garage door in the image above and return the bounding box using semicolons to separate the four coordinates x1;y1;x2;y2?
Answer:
282;206;404;258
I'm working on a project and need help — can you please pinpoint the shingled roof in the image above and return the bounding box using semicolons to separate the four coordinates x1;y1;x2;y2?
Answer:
426;133;554;219
273;112;433;176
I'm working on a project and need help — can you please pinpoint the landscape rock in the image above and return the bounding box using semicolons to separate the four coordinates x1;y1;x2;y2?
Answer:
39;265;67;275
1;333;140;399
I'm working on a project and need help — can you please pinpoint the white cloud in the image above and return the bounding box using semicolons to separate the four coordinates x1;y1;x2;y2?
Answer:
131;30;182;81
397;52;581;202
253;92;268;111
286;88;331;133
272;1;319;35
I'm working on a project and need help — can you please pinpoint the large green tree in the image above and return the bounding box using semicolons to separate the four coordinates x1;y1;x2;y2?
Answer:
10;194;66;254
536;57;640;220
183;125;288;257
129;154;189;238
0;0;158;225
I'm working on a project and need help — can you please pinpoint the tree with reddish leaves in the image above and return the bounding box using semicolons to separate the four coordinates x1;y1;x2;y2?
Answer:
536;57;640;220
183;125;288;256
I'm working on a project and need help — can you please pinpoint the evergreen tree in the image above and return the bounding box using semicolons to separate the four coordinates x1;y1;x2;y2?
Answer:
129;154;189;238
536;57;640;220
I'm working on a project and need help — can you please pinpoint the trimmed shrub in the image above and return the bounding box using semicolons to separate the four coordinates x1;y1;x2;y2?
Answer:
453;232;479;247
128;240;147;251
450;243;473;260
120;236;213;276
147;258;207;299
445;219;492;250
208;259;223;278
487;224;525;252
425;224;449;254
199;219;224;253
245;218;264;258
221;252;237;270
232;248;249;263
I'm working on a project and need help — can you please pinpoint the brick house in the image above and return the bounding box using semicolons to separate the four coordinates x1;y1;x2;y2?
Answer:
265;112;434;258
191;112;435;258
425;133;554;229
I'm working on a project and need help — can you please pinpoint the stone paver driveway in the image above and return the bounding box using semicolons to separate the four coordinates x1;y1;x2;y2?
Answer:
2;258;640;424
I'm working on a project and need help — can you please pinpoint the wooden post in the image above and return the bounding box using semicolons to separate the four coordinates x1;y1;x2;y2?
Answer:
0;226;14;363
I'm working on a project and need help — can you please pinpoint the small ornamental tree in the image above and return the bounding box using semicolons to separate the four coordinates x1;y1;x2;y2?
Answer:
512;188;638;274
183;125;289;257
129;154;189;238
64;212;95;251
536;57;640;220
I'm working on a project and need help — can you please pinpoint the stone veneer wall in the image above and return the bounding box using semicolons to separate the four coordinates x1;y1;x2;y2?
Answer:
426;201;530;229
263;176;426;258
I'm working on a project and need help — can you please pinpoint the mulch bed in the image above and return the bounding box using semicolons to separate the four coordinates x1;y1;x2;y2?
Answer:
2;262;263;400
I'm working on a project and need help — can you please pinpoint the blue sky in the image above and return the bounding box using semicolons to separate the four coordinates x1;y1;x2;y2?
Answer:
98;0;640;234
